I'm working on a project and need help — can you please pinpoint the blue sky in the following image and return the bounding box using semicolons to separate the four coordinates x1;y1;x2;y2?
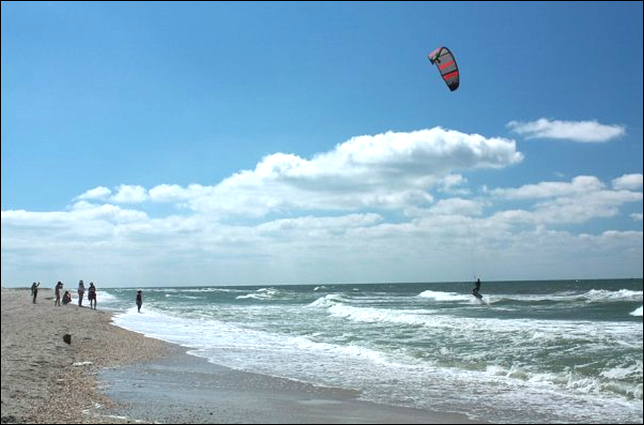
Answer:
2;1;642;287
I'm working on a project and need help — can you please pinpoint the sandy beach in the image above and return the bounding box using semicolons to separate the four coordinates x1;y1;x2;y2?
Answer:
1;287;480;424
1;288;171;423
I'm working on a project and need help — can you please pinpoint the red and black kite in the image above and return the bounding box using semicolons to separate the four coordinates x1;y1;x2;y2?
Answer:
428;46;459;92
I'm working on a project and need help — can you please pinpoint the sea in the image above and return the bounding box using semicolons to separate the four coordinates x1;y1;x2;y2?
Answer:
100;279;643;424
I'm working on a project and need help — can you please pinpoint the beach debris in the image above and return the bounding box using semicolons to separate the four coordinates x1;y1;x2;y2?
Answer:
63;334;72;344
72;361;93;367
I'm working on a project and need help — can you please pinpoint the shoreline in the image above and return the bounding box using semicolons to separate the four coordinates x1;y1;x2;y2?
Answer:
100;345;482;424
1;288;173;424
2;288;481;424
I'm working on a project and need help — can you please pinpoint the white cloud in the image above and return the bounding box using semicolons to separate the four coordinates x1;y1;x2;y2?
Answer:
3;127;643;287
612;173;643;191
78;185;150;204
322;127;523;175
2;185;641;285
70;201;149;223
489;176;642;225
111;185;148;203
631;213;643;222
440;174;467;187
490;176;605;199
428;198;484;216
149;127;522;216
77;186;112;201
507;118;625;142
438;174;470;195
531;190;641;224
257;214;382;236
2;202;148;227
148;184;195;202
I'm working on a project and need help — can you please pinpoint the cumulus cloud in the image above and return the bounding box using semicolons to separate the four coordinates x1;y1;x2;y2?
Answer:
490;176;605;199
148;184;195;202
612;173;643;191
2;202;148;227
428;198;484;216
149;127;522;216
531;191;641;224
77;186;112;201
257;214;382;236
79;185;151;204
111;185;148;203
507;118;625;142
489;175;642;224
438;174;470;195
3;127;643;286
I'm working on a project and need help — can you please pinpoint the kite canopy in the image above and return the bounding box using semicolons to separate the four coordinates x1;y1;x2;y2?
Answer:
428;46;459;92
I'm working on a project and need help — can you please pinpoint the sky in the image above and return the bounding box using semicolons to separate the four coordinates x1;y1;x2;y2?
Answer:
1;1;642;287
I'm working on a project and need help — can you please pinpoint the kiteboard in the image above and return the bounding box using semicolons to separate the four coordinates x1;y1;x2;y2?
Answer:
472;292;483;301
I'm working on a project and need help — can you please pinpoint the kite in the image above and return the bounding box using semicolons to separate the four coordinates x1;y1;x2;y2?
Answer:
428;46;459;92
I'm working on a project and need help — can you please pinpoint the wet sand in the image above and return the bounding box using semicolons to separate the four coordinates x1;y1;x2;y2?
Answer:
2;288;480;424
101;349;481;424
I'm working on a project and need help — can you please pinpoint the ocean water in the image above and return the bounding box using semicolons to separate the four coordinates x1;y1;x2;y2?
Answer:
102;279;643;424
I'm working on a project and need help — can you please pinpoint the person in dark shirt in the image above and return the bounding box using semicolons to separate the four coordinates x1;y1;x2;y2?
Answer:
472;278;482;298
62;291;72;305
31;281;40;304
136;290;143;313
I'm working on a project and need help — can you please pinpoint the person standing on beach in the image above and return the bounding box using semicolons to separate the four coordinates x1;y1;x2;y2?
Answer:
88;282;97;310
136;290;143;313
77;280;85;307
54;281;63;306
30;281;40;304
